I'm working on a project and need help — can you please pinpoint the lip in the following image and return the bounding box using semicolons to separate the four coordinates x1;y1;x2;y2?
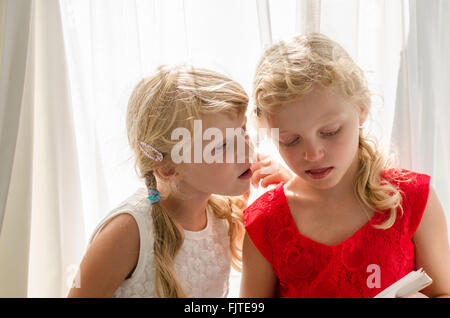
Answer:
305;166;333;173
305;167;333;180
238;168;253;179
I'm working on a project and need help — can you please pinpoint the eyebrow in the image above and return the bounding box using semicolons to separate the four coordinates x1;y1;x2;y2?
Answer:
279;114;341;134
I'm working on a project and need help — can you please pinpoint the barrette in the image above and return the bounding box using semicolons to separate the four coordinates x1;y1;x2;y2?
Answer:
138;141;164;162
147;188;161;205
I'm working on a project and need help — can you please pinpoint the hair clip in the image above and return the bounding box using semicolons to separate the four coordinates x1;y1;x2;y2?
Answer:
147;188;161;205
138;141;163;162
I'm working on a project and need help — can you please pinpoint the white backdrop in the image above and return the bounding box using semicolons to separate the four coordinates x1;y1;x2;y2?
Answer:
0;0;448;297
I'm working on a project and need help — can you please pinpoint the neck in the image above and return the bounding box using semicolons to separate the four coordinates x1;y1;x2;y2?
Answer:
158;185;210;232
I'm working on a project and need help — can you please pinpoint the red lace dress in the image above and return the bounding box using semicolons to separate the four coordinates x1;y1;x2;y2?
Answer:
243;169;431;298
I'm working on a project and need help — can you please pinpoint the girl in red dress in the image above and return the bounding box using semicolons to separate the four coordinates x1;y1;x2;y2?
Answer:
240;33;450;298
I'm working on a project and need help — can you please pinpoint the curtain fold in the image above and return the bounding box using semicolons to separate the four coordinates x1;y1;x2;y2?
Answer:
256;0;272;48
27;0;85;297
391;0;450;223
0;0;7;70
0;0;33;297
0;0;32;234
0;0;86;297
296;0;321;34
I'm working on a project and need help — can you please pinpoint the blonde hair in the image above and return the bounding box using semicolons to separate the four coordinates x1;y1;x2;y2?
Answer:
252;33;408;230
126;65;248;297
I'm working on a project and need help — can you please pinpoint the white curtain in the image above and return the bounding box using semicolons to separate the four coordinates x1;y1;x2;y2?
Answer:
0;0;33;298
0;0;85;297
391;0;450;219
0;0;448;298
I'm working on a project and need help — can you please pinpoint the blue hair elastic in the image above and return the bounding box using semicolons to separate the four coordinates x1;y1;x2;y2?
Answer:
147;188;161;205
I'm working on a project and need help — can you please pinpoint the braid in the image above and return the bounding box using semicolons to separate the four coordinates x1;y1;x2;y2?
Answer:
144;170;157;189
144;171;186;297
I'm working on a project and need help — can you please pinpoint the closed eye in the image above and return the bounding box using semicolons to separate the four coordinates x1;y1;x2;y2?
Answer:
282;137;300;147
281;127;341;147
321;127;341;137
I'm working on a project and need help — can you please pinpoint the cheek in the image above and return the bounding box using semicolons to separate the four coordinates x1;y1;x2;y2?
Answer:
332;129;360;162
277;148;303;173
196;163;236;187
278;148;298;163
210;163;234;180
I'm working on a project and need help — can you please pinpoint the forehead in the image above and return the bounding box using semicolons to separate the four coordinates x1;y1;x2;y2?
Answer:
267;87;354;131
202;112;246;132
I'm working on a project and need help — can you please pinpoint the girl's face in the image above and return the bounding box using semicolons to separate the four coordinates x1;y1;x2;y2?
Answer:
176;113;253;197
265;86;367;192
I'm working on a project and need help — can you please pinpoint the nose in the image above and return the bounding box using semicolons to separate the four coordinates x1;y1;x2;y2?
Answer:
244;133;255;164
303;140;324;162
245;135;256;164
235;129;253;164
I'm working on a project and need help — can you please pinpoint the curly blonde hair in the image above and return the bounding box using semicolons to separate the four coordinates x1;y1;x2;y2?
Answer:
126;65;248;297
252;33;409;230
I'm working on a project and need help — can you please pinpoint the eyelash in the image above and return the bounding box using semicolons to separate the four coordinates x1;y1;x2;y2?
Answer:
322;127;341;137
283;128;341;146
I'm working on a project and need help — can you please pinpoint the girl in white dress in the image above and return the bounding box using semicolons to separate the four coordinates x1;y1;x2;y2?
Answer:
67;65;291;297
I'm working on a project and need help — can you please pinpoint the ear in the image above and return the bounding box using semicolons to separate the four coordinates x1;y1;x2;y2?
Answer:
153;165;181;183
358;105;369;126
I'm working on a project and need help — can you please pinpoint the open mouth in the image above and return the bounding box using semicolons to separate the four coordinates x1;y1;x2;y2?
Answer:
305;167;333;179
238;168;253;179
306;167;332;174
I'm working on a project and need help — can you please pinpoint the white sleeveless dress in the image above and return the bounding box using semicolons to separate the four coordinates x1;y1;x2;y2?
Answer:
87;188;232;297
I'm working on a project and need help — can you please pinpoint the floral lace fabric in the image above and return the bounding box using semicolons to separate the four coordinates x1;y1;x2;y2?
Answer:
88;188;232;298
244;169;431;298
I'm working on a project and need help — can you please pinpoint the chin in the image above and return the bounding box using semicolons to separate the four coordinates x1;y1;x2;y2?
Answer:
228;189;249;197
311;172;344;190
224;183;250;197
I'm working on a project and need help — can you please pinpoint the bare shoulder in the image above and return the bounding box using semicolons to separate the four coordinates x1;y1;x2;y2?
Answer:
67;213;140;297
92;213;140;246
414;186;448;241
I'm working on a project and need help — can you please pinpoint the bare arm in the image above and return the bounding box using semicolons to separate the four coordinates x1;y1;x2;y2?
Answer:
67;213;140;297
239;232;277;297
413;187;450;298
